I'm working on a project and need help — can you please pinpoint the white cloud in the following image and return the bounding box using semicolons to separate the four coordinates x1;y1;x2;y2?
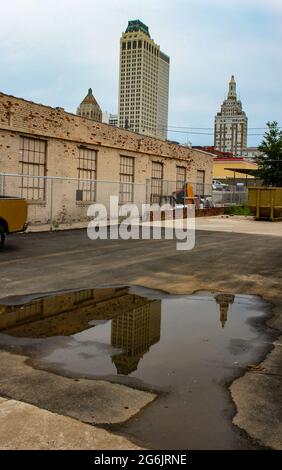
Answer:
0;0;281;145
199;0;282;12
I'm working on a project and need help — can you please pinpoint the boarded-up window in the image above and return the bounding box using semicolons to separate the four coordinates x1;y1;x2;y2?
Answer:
77;147;97;202
20;136;47;201
176;166;186;190
151;162;163;203
119;156;134;203
197;170;205;195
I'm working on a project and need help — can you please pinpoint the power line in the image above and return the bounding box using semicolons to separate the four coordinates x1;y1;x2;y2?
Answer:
121;122;282;135
164;126;282;130
138;125;267;136
167;126;212;130
121;123;281;131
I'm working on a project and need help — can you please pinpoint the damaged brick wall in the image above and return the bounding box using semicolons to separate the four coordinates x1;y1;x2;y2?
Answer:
0;92;214;225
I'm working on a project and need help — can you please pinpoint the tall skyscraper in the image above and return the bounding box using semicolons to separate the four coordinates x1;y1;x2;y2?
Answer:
214;76;248;157
118;20;170;140
77;88;102;122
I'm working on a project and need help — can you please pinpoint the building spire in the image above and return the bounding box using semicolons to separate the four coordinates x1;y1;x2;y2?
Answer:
214;75;247;156
228;75;237;99
214;294;235;328
76;88;102;122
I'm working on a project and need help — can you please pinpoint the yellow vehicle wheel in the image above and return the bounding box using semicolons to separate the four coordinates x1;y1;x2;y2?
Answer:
0;225;5;248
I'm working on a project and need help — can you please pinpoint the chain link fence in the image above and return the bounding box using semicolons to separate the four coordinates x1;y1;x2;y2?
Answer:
0;172;248;227
212;190;248;207
0;173;147;227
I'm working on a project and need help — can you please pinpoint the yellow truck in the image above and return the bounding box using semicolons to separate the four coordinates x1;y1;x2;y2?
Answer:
0;197;28;248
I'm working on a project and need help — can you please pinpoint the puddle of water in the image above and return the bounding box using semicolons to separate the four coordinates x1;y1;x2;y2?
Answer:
0;286;274;449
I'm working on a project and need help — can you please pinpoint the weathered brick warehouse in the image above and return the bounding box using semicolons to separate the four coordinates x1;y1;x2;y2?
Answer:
0;92;213;225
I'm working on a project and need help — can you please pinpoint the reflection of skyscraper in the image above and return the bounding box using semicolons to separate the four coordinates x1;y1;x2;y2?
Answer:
0;287;162;376
111;300;161;375
214;294;235;328
0;287;148;337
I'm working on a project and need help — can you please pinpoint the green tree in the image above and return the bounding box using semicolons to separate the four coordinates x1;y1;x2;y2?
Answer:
255;121;282;187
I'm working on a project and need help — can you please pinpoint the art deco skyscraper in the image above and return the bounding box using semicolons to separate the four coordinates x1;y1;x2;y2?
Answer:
118;20;170;140
77;88;102;122
214;76;248;157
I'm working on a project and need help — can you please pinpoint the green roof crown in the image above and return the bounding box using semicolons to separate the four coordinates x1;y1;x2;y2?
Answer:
126;20;150;37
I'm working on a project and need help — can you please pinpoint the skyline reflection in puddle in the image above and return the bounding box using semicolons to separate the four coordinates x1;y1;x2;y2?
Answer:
0;287;266;382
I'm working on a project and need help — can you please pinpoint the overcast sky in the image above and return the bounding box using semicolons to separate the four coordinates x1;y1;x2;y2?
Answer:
0;0;281;145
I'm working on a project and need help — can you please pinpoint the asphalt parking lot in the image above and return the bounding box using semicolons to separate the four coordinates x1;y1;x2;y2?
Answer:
0;225;281;298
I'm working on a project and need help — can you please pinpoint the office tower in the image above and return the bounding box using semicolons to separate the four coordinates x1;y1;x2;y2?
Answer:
118;20;170;140
214;76;248;157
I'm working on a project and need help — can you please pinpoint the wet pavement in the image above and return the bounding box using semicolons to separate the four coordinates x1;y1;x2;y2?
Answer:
0;286;276;449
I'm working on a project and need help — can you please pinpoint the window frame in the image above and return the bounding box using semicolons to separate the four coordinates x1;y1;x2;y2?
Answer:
77;146;97;203
119;155;135;204
19;136;47;202
151;161;163;203
176;166;187;191
196;170;206;196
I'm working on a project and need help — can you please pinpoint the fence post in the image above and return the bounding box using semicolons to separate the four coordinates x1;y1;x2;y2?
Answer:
50;177;54;229
0;174;4;195
146;179;150;204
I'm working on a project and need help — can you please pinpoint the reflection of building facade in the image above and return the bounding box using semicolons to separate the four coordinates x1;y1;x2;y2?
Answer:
214;294;235;328
0;287;149;337
0;287;161;374
0;287;161;376
111;300;161;375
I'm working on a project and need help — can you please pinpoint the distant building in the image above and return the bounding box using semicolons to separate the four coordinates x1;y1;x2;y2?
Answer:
214;76;248;157
102;112;118;127
242;147;262;160
213;156;258;183
193;146;233;158
157;51;170;140
77;88;102;122
109;114;118;127
118;19;170;140
194;145;263;162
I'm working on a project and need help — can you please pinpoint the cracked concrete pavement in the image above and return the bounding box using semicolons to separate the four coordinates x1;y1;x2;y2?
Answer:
0;397;142;450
